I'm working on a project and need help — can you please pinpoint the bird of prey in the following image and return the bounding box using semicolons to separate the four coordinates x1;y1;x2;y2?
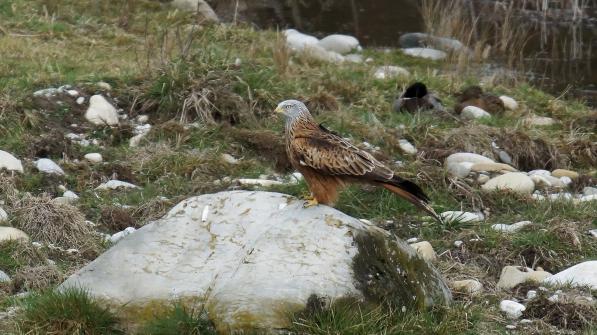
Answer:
275;99;440;221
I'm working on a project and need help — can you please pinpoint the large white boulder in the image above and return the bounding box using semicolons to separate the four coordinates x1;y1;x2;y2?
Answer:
60;191;451;332
481;172;535;194
0;227;29;242
35;158;65;175
85;95;119;126
445;152;495;178
284;29;319;51
0;150;23;173
401;48;447;60
318;34;361;55
461;106;491;120
543;261;597;290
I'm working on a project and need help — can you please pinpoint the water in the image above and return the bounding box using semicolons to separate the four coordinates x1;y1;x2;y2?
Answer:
230;0;597;105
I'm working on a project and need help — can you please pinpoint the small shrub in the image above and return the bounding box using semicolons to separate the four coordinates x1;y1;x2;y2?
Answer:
17;288;123;335
139;304;215;335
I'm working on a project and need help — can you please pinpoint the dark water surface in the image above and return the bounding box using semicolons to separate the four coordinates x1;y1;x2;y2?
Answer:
217;0;597;105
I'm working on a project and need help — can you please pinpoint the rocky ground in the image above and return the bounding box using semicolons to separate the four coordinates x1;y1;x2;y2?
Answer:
0;0;596;334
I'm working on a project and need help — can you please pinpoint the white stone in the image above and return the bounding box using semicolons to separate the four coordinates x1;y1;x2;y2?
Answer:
579;194;597;202
531;194;545;200
96;81;112;90
482;172;535;194
524;115;556;126
398;139;417;155
51;196;77;205
221;154;239;164
499;96;518;111
451;279;483;295
526;290;537;300
301;45;345;63
505;325;517;330
454;240;463;247
291;172;303;182
447;162;474;178
0;227;29;242
461;106;491;120
589;229;597;238
0;207;7;223
109;227;136;244
96;180;139;191
543;261;597;290
76;97;85;105
470;162;516;173
528;169;551;177
318;34;361;55
497;266;552;290
85;95;119;126
401;47;447;60
477;174;490;184
446;152;495;167
60;191;451;331
66;89;79;97
284;29;319;51
129;133;148;147
547;192;573;201
236;179;285;187
0;270;10;283
63;191;79;200
344;54;363;63
0;150;24;173
582;186;597;196
491;221;532;233
84;153;103;163
440;211;483;223
409;241;436;261
531;175;564;189
559;176;572;186
406;237;418;243
373;66;410;80
137;115;149;123
500;300;526;319
35;158;65;175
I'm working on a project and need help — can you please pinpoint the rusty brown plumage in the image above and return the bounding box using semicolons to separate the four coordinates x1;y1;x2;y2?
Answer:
275;100;440;222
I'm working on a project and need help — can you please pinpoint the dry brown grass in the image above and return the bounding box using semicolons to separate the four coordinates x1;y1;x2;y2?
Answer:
524;292;597;330
99;206;137;233
12;265;64;292
12;194;98;251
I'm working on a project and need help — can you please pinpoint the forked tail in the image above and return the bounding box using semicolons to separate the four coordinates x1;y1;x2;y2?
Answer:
380;177;442;223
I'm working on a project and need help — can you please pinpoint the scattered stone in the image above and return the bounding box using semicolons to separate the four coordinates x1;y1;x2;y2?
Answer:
0;227;29;242
0;270;10;283
398;139;417;155
221;153;239;164
399;33;466;52
583;187;597;196
579;194;597;202
302;45;345;63
500;300;526;319
505;325;517;330
284;29;319;51
96;180;139;191
372;66;410;80
84;153;103;163
85;95;119;126
528;169;551;177
33;87;63;97
559;176;572;186
589;229;597;238
530;174;564;189
491;221;532;233
35;158;65;175
236;178;285;187
543;261;597;290
406;237;418;243
497;266;553;290
477;174;490;184
63;191;79;200
447;161;474;178
96;81;112;90
76;97;85;104
481;172;535;194
461;106;491;120
0;150;24;173
446;152;495;167
129;124;152;147
51;196;77;205
109;227;136;244
523;115;556;126
454;240;463;247
401;47;447;60
547;192;573;201
451;279;483;295
499;96;518;111
498;150;513;165
344;54;363;63
318;34;361;54
137;115;149;123
551;169;579;179
440;211;483;223
526;290;537;300
409;241;436;261
0;207;7;223
60;191;452;331
470;162;516;173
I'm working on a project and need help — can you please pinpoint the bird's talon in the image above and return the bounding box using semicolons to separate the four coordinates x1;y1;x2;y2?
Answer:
303;198;319;208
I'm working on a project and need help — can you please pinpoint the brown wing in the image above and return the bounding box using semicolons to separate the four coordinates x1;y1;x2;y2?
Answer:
290;125;393;181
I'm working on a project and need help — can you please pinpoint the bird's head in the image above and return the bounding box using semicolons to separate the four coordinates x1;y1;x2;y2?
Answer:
274;100;311;121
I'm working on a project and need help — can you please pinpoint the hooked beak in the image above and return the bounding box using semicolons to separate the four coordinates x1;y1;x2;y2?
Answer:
274;106;284;115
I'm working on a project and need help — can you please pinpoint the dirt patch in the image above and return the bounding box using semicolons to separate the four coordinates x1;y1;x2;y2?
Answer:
228;127;291;172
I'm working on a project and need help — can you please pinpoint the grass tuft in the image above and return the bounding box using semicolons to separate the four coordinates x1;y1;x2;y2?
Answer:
138;303;216;335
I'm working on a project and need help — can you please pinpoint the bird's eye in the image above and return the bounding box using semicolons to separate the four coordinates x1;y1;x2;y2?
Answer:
284;105;292;110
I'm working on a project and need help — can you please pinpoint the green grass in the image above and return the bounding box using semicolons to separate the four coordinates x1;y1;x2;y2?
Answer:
17;288;123;335
138;304;216;335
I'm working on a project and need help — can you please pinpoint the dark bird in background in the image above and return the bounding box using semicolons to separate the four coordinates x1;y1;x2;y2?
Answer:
393;82;447;114
454;85;505;114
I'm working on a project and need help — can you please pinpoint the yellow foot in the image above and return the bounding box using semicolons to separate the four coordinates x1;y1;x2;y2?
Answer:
303;198;319;208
